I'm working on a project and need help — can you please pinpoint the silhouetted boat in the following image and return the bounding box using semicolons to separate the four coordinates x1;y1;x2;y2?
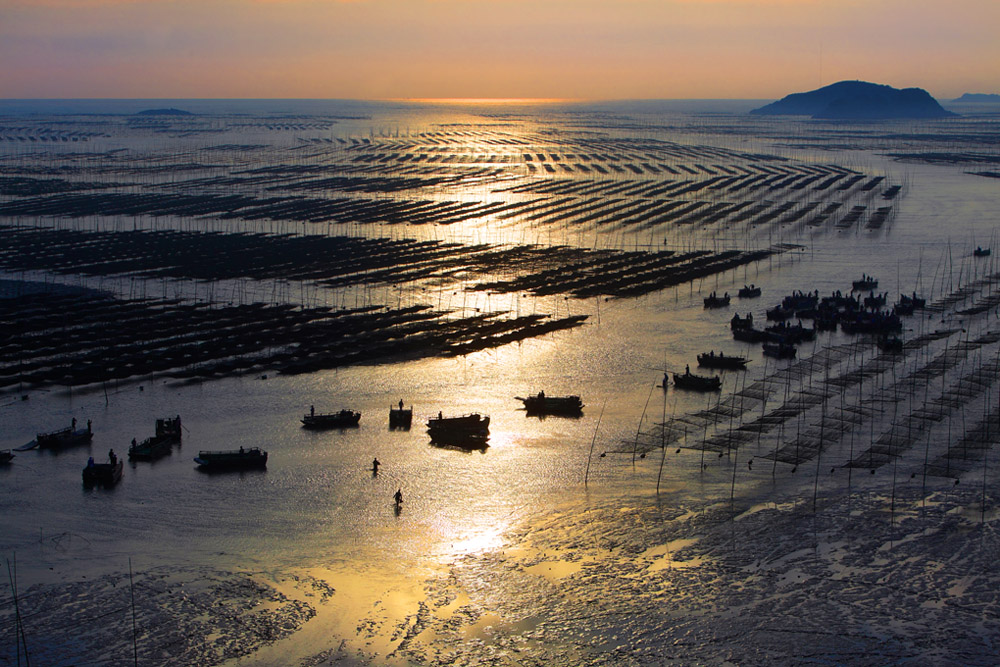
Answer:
730;312;754;330
516;392;584;415
389;403;413;428
762;342;796;359
673;369;722;391
0;450;13;464
697;352;749;370
974;247;991;257
703;292;730;308
37;419;92;449
852;275;878;291
194;447;267;469
737;285;761;298
301;406;361;429
128;436;172;461
83;453;122;487
428;412;489;435
155;415;182;441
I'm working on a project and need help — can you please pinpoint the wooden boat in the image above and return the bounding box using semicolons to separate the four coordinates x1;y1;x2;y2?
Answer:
974;247;991;257
730;313;754;330
764;322;815;344
155;415;182;441
128;436;172;461
762;342;796;359
83;453;123;488
765;305;794;321
703;292;730;308
852;275;878;291
37;419;92;449
194;447;267;469
737;285;761;299
0;450;13;464
516;392;584;415
389;403;413;428
697;352;748;370
732;326;770;343
427;413;490;448
673;369;722;392
301;406;361;429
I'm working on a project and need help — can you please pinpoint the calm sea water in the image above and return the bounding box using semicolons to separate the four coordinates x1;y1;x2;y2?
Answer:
1;99;997;663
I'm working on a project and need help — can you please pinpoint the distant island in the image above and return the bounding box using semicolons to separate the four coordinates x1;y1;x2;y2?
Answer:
952;93;1000;104
135;108;194;116
750;81;955;120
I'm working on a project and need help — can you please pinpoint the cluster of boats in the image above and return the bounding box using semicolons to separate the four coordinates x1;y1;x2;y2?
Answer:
298;392;583;450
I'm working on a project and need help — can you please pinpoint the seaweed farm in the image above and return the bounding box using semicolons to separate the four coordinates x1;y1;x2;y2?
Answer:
3;100;1000;665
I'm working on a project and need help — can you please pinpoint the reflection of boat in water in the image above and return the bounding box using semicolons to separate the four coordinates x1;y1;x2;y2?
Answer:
301;406;361;429
194;447;268;469
696;352;748;370
83;452;123;487
38;419;92;449
389;401;413;428
155;415;182;441
673;368;722;391
0;450;13;464
516;392;584;416
427;413;490;448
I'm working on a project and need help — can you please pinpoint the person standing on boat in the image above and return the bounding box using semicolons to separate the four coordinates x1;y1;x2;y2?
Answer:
398;399;404;411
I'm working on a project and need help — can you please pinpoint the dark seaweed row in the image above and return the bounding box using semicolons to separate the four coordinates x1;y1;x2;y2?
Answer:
0;290;587;391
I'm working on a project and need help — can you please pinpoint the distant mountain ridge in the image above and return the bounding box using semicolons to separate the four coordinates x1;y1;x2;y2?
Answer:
952;93;1000;104
750;81;955;120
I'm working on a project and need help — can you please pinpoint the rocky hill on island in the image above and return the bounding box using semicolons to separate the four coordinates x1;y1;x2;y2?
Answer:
952;93;1000;104
751;81;955;120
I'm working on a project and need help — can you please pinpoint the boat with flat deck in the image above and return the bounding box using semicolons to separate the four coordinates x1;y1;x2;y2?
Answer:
703;292;730;308
155;415;182;441
194;447;267;469
516;392;584;415
128;435;172;461
301;406;361;429
427;413;490;449
37;419;92;449
83;452;123;487
389;402;413;428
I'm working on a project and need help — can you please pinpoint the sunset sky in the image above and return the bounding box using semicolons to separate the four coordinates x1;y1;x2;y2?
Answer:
1;0;996;100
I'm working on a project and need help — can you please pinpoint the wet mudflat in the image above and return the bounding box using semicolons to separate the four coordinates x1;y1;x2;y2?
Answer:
2;100;1000;665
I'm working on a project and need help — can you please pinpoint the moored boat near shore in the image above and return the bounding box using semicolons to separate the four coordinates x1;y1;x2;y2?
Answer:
194;447;268;469
301;406;361;429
